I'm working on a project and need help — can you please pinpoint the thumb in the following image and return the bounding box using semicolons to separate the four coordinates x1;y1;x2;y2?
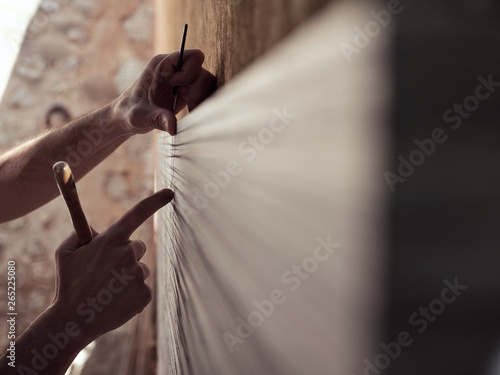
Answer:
148;105;177;135
129;104;177;135
105;189;174;239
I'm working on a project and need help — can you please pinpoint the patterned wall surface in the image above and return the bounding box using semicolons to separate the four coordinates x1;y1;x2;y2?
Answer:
0;1;157;373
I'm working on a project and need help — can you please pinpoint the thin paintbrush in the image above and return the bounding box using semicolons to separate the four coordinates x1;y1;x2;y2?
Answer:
172;24;188;112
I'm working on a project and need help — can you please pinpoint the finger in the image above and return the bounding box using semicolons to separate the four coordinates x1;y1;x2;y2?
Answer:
138;262;151;279
168;114;177;135
167;50;205;86
149;51;204;112
146;54;170;71
131;54;170;99
172;86;189;114
55;226;100;262
137;284;153;314
143;54;170;88
173;69;216;113
131;240;147;260
106;189;174;239
169;65;202;86
128;103;177;134
188;68;217;111
151;108;176;135
151;50;204;94
149;55;172;104
54;232;79;298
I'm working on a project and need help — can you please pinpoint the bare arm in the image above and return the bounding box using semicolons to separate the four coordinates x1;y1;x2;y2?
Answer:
0;305;89;375
0;50;216;222
0;104;134;222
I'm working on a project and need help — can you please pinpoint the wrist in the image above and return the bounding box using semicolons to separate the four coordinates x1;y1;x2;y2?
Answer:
44;303;95;350
102;100;136;138
109;95;147;136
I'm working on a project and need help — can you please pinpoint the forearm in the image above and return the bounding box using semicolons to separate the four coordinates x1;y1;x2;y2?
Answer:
0;101;132;222
0;305;92;375
0;51;215;222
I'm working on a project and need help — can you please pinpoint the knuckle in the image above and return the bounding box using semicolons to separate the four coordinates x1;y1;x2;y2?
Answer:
96;232;114;250
133;238;145;246
150;54;166;66
132;279;152;303
137;263;150;279
149;111;163;130
134;240;147;253
128;106;143;124
191;49;205;63
123;246;137;263
141;263;150;278
133;264;144;279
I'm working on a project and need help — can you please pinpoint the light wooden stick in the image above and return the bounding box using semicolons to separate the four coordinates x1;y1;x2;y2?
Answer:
53;161;93;246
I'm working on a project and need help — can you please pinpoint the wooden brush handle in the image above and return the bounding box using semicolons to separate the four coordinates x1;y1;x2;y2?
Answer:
53;161;93;246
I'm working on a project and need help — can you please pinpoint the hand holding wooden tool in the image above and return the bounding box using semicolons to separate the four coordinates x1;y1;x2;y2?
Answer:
53;161;93;246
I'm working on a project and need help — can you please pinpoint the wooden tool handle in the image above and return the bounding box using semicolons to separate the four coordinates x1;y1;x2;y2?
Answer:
53;161;93;246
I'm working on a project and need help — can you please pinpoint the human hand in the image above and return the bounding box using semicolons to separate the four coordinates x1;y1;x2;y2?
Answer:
113;50;217;136
51;189;174;344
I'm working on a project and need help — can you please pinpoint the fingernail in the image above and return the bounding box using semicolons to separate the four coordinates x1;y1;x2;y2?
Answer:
161;189;174;199
170;117;178;135
162;113;176;135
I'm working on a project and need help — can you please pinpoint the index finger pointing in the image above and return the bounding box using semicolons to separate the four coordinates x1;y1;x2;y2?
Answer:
106;189;174;239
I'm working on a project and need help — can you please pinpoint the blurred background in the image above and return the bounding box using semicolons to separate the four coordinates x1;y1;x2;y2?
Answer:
386;1;500;374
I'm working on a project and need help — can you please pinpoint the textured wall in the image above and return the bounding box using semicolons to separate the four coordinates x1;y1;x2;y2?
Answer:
155;0;332;87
